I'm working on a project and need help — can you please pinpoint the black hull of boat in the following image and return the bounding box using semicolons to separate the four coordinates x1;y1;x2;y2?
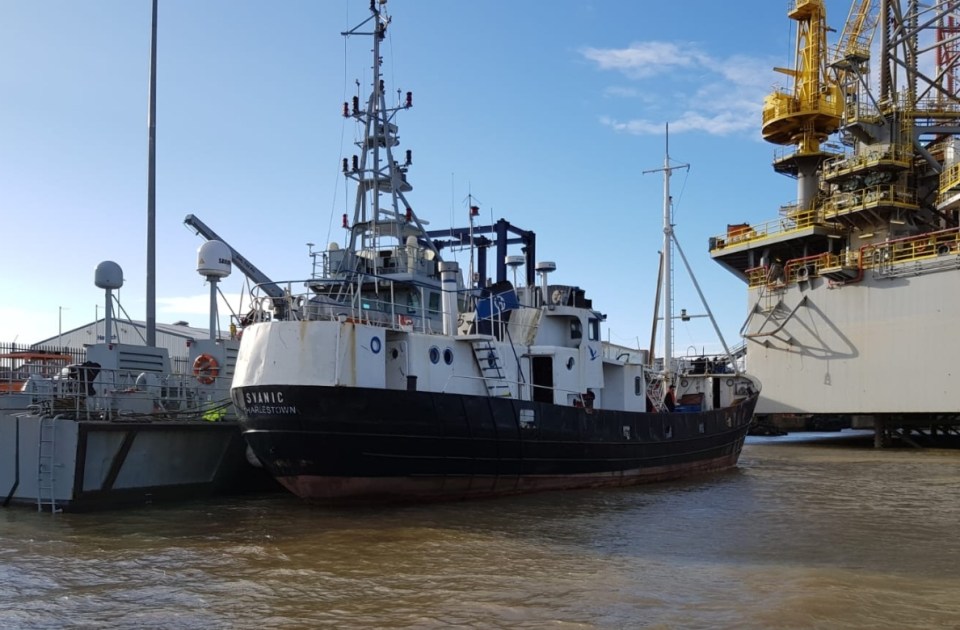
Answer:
235;385;758;503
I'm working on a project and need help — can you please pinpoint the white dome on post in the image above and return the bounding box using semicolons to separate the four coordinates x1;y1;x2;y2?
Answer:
535;261;556;308
94;261;123;344
95;260;124;289
197;240;232;279
197;240;232;340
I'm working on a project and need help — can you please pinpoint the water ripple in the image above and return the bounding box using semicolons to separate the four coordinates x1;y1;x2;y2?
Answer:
0;433;958;628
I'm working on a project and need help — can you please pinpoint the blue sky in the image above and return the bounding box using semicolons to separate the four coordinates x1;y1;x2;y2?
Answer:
0;0;827;355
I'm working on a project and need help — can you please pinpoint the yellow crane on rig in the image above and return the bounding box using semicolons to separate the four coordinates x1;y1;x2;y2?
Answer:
762;0;841;150
829;0;880;132
832;0;879;68
758;0;884;221
761;0;843;210
762;0;882;149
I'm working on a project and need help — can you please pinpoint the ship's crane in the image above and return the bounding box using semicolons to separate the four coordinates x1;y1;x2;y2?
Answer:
183;214;290;320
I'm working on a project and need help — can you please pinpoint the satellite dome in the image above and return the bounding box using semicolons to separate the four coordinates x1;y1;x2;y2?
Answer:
197;241;232;278
95;261;124;289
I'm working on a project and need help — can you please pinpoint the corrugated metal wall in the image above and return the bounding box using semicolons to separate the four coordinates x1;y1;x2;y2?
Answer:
30;321;211;361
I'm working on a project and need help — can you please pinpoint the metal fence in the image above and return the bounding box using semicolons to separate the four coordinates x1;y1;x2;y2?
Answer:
0;342;193;384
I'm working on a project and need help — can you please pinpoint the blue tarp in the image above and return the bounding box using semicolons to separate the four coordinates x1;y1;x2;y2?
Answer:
475;289;519;320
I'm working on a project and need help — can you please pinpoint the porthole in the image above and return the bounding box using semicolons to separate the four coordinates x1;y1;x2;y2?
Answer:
726;378;734;387
370;336;382;354
429;346;440;364
443;348;454;365
391;348;399;359
680;379;689;388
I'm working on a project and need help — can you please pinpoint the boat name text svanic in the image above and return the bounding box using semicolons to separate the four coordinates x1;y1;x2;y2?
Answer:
245;391;285;404
237;391;299;416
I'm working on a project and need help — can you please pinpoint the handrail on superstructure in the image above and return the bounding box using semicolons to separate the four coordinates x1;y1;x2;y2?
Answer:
245;273;542;343
742;227;960;288
709;205;834;253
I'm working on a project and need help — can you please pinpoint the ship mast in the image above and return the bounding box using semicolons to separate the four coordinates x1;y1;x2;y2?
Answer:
340;0;437;274
644;125;687;381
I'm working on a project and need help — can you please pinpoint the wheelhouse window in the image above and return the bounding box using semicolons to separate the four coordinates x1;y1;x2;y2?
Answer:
406;291;421;314
588;318;600;341
570;319;582;340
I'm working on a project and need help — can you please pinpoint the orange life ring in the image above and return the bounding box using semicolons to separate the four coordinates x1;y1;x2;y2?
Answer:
193;353;219;385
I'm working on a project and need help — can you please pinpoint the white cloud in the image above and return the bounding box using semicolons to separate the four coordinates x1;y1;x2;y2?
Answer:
581;41;709;79
603;85;641;98
583;41;775;137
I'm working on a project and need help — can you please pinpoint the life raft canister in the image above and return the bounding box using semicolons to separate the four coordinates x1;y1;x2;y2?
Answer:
192;353;219;385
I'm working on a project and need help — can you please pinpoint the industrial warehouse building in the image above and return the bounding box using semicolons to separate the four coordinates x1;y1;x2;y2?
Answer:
32;319;216;368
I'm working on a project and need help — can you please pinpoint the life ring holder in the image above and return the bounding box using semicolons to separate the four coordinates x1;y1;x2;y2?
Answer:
193;353;220;385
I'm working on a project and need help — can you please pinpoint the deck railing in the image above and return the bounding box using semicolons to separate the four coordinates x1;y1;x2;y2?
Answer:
746;228;960;288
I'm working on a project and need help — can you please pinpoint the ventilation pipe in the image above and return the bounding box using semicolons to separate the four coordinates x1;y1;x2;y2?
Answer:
440;261;460;336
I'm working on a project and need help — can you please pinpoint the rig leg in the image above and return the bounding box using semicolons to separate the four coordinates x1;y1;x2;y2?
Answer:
874;417;885;449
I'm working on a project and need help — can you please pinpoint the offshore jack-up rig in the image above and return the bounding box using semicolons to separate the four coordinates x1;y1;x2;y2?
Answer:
711;0;960;446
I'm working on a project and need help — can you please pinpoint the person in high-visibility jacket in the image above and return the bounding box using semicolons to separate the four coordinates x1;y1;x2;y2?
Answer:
202;405;226;422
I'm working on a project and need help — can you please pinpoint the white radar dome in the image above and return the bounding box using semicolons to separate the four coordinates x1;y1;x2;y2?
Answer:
535;261;557;273
505;255;525;267
95;261;124;289
197;241;232;278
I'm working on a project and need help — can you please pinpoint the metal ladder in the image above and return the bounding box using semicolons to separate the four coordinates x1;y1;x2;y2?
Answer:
756;282;784;314
470;340;512;397
37;416;61;513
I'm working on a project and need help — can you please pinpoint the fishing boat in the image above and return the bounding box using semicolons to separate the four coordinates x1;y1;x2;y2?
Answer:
231;0;760;502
